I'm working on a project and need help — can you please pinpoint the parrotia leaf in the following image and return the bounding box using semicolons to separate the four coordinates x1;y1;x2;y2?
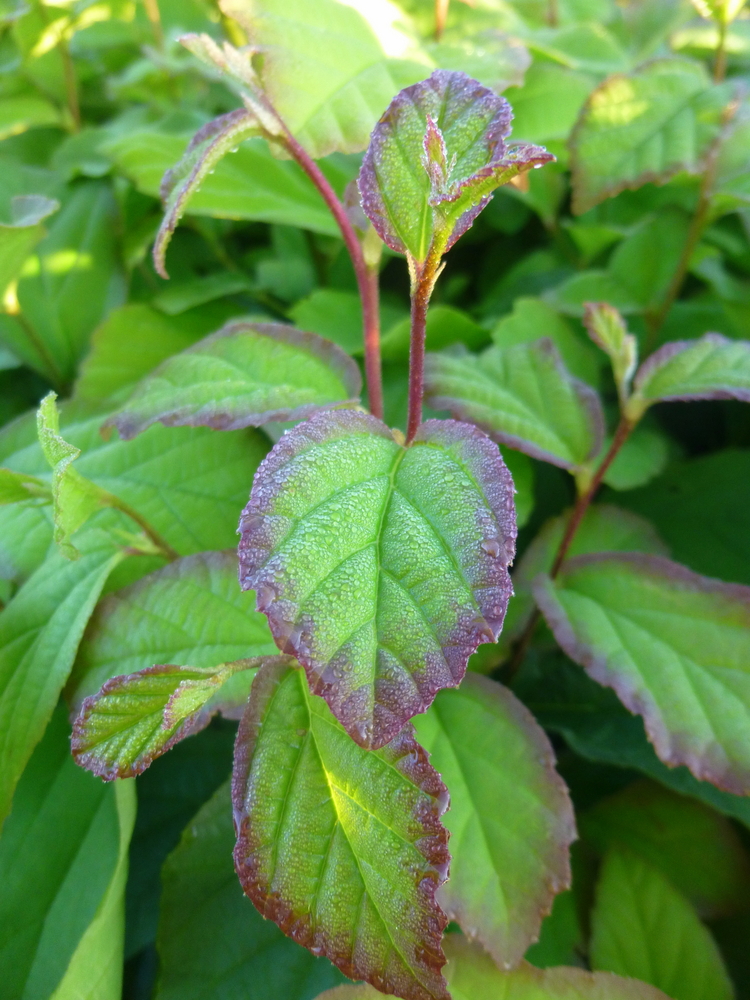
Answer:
570;58;728;214
238;409;516;749
590;847;734;1000
359;69;552;264
424;340;605;472
413;674;576;969
104;322;362;440
232;659;451;1000
626;333;750;420
72;657;279;780
534;553;750;795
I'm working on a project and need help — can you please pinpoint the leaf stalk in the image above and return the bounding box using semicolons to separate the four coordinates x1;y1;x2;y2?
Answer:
406;253;442;444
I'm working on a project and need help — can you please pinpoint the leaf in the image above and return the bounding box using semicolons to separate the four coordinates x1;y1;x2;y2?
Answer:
0;707;135;1000
590;847;734;1000
71;551;278;706
314;934;673;999
423;340;605;471
505;62;596;144
0;193;58;296
581;778;750;918
72;657;275;780
232;659;451;1000
534;552;750;795
359;69;552;264
582;301;638;403
153;110;259;278
156;780;345;1000
626;333;750;420
570;58;728;214
0;529;124;828
238;410;516;749
412;674;576;968
105;321;362;440
289;289;367;356
0;466;50;503
380;305;488;363
600;425;670;492
691;0;747;24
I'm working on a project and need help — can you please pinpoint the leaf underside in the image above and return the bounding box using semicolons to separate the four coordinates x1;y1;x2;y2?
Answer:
238;409;516;749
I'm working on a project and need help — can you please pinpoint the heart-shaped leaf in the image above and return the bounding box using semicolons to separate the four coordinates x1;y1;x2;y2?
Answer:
104;322;362;440
358;69;552;265
534;552;750;795
232;659;450;1000
238;409;516;749
413;674;576;968
424;340;605;472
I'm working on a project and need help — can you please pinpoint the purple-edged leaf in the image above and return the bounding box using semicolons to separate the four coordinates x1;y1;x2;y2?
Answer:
424;340;605;472
534;553;750;795
72;657;281;780
239;409;516;749
413;674;576;968
626;333;750;421
103;322;362;440
232;659;450;1000
153;109;259;279
358;69;552;264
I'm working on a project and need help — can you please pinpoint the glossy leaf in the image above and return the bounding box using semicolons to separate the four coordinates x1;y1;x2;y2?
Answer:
72;657;274;780
156;780;344;1000
239;409;516;749
534;552;750;795
232;659;451;1000
583;301;637;403
359;69;552;264
590;847;734;1000
0;529;124;828
424;340;605;471
570;58;727;214
413;674;576;968
105;322;362;440
71;551;277;706
626;333;750;420
0;193;58;295
0;707;136;1000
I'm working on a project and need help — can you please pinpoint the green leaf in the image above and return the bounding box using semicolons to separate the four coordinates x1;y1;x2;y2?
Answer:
582;778;750;918
534;552;750;795
626;333;750;421
503;447;534;529
570;58;728;214
0;529;124;828
289;289;367;356
72;657;274;780
582;301;638;403
239;410;516;749
359;69;552;264
380;305;488;363
233;659;451;1000
0;193;58;296
590;847;734;1000
413;674;576;968
0;707;136;1000
0;466;50;503
105;322;362;440
505;62;596;144
424;340;605;471
0;93;62;140
600;425;670;491
607;208;691;312
71;551;278;706
156;779;344;1000
691;0;747;25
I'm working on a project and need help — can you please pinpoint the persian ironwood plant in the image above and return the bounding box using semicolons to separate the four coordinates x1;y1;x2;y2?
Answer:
2;1;750;999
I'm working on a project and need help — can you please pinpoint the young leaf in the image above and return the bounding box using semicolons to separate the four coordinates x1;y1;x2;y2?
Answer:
423;340;605;472
0;467;50;504
238;409;516;749
583;301;638;404
72;657;276;780
534;552;750;795
156;781;345;1000
626;333;750;421
570;58;728;214
358;69;552;265
233;659;451;1000
590;847;734;1000
0;530;124;828
413;674;576;969
104;322;362;440
0;193;58;296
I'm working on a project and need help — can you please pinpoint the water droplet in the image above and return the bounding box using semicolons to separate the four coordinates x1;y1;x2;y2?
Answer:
481;538;501;558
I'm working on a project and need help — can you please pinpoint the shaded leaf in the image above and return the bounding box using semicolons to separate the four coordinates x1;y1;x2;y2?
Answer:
233;659;450;1000
239;410;516;749
590;847;734;1000
600;426;670;492
105;322;362;440
424;339;605;471
380;305;488;364
0;193;58;296
534;552;750;794
413;674;576;968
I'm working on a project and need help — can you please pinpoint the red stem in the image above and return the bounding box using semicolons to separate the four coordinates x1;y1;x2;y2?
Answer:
406;255;441;444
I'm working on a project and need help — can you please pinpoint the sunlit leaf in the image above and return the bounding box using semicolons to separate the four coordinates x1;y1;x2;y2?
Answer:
239;409;516;749
690;0;747;25
0;193;58;296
